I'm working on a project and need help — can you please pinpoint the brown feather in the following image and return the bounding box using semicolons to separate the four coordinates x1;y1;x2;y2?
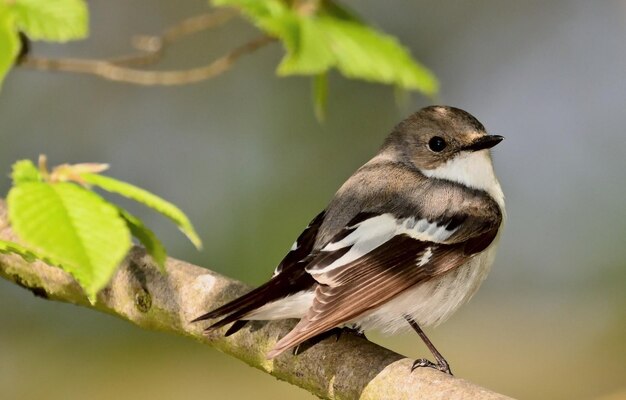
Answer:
266;230;494;358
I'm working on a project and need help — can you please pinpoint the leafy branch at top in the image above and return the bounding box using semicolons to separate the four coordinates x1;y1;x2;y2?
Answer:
218;0;438;93
0;0;87;87
4;156;201;302
1;0;439;117
215;0;438;117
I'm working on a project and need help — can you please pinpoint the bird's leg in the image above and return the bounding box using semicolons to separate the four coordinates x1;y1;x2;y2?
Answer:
404;315;453;375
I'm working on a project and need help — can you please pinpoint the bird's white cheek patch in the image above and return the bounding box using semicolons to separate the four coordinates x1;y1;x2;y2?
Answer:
420;150;504;208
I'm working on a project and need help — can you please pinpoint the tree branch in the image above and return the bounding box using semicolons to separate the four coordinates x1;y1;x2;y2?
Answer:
0;200;512;400
18;10;276;85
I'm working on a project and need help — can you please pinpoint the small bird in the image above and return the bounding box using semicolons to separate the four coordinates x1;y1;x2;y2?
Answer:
193;106;505;375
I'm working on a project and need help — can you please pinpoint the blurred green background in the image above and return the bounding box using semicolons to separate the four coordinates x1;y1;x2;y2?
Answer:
1;1;626;399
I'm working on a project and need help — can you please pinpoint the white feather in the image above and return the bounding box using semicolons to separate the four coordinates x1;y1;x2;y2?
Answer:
421;150;505;209
246;291;315;320
417;247;433;267
311;214;455;277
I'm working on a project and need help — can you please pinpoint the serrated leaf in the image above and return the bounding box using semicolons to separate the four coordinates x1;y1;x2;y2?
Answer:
117;207;167;272
7;182;131;301
0;6;19;89
0;239;38;262
279;16;438;95
11;159;42;185
318;0;362;23
213;0;298;49
276;17;334;75
325;19;438;94
11;0;88;41
0;239;62;266
79;173;202;249
213;0;438;96
213;0;286;20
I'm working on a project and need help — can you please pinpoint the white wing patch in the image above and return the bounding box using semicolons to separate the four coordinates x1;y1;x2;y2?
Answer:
272;240;299;277
308;214;456;278
290;240;298;251
404;217;453;242
417;247;433;267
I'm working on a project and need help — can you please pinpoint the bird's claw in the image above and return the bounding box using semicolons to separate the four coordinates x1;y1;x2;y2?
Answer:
411;358;453;375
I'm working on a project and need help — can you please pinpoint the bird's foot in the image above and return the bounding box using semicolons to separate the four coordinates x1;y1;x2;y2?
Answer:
411;358;453;375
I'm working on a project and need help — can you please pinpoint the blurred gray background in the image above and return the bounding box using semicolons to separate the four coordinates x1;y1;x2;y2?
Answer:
1;1;625;399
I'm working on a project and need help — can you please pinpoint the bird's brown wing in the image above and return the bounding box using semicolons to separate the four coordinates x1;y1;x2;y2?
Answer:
266;227;497;358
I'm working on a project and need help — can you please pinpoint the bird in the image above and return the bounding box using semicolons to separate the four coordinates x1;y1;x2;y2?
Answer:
193;105;505;375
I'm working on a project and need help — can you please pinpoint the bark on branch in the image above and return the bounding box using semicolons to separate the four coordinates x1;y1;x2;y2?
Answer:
0;201;512;400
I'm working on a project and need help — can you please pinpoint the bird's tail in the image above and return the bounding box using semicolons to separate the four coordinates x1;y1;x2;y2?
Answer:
191;280;280;332
191;272;314;334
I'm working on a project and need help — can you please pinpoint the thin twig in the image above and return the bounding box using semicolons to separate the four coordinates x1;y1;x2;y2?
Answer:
110;9;238;67
18;10;276;85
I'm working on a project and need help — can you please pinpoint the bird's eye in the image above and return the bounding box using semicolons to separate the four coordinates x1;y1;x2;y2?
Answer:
428;136;447;152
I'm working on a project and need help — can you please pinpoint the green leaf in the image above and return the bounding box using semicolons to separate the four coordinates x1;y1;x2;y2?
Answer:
11;159;42;185
0;238;66;268
117;207;167;272
80;173;202;249
11;0;88;41
213;0;438;96
7;182;132;301
0;238;65;266
213;0;287;22
280;16;438;95
0;6;19;88
318;0;363;23
213;0;299;49
0;239;38;263
276;17;335;75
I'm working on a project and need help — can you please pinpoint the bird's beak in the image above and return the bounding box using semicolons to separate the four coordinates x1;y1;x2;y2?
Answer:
464;135;504;152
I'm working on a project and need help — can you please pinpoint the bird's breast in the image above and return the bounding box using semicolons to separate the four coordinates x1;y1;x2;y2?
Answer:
353;239;501;333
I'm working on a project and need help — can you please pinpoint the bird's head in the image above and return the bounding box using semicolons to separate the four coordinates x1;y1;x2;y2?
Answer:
383;105;503;171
